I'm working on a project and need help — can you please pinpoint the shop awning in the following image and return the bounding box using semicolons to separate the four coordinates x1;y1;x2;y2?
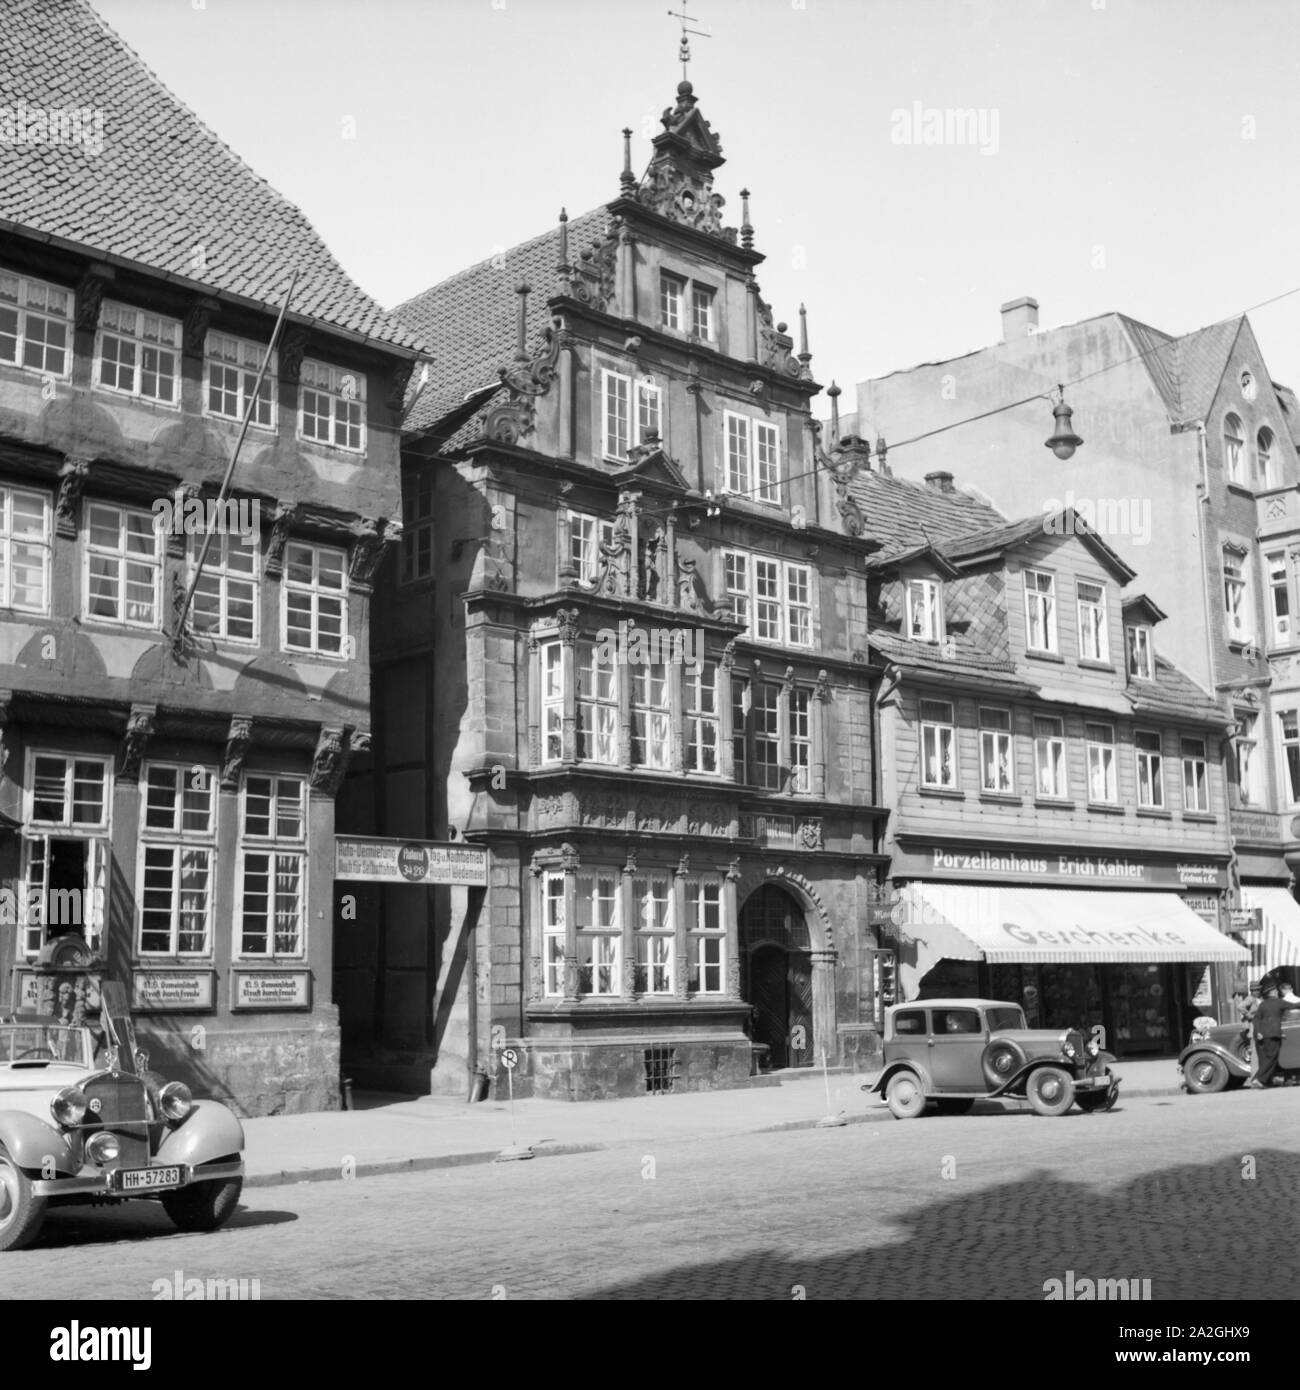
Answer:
893;884;1249;995
1240;887;1300;969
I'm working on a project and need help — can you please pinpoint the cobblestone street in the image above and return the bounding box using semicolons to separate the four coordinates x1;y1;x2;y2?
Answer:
3;1089;1297;1301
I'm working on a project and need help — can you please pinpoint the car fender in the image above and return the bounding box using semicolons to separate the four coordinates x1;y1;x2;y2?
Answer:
866;1060;933;1097
1177;1042;1251;1079
0;1110;80;1175
156;1101;245;1169
988;1058;1073;1099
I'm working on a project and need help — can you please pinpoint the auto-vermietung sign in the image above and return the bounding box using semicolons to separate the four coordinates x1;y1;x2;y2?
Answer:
335;836;488;886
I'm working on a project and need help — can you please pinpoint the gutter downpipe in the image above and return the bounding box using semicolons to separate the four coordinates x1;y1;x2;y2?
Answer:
1194;418;1244;1002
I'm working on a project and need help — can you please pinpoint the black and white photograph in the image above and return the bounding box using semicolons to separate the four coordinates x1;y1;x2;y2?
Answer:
0;0;1297;1345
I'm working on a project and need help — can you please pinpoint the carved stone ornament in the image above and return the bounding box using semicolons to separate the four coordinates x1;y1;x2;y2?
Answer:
636;157;730;240
483;317;564;445
555;607;582;644
56;457;90;538
221;717;254;790
799;819;824;851
815;670;832;703
559;842;580;873
756;296;808;380
562;223;619;310
263;504;296;578
385;360;415;414
118;705;156;785
624;847;638;875
349;517;396;590
310;726;348;796
278;328;309;385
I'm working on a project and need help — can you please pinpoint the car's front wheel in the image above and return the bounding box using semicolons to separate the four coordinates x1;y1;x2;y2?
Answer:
1025;1066;1075;1116
1183;1053;1230;1094
0;1147;47;1252
886;1072;928;1120
160;1175;242;1233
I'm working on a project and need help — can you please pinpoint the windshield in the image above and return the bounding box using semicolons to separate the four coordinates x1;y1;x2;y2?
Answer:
0;1024;92;1067
986;1007;1027;1032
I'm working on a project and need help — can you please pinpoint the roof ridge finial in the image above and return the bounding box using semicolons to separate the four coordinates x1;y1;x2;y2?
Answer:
668;6;710;83
620;129;635;195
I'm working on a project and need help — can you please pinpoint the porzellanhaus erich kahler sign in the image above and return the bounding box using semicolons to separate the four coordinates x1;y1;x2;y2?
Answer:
902;845;1228;890
334;837;488;886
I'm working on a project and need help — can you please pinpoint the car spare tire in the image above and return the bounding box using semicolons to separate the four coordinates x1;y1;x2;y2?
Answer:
982;1038;1027;1088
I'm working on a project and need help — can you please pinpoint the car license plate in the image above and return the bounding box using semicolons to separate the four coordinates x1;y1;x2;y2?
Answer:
113;1166;183;1193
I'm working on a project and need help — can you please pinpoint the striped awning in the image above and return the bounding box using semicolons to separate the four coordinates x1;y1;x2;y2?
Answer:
893;884;1249;996
1239;887;1300;969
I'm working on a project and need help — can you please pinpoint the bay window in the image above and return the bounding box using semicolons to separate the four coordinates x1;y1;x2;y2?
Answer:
577;640;618;765
631;662;672;770
632;875;672;994
577;872;621;995
685;660;720;774
722;547;814;648
686;877;724;994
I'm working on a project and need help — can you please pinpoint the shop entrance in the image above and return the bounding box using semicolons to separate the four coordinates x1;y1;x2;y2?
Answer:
741;885;813;1069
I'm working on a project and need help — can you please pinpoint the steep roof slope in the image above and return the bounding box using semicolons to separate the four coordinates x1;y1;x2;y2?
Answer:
0;0;423;353
850;468;1006;558
392;208;610;433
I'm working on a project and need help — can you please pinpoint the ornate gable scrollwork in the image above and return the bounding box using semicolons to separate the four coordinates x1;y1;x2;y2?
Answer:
483;314;565;445
56;457;91;539
756;295;807;380
636;158;731;239
563;225;619;310
811;419;873;538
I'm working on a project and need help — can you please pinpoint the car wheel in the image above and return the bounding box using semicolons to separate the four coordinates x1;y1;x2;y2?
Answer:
160;1176;243;1233
1183;1053;1229;1094
0;1147;47;1252
982;1039;1027;1088
931;1099;975;1115
1024;1066;1075;1117
886;1072;927;1120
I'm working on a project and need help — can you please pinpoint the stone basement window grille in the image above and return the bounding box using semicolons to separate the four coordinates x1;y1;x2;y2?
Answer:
644;1046;676;1095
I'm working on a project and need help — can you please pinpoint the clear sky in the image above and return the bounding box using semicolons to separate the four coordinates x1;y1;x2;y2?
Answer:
94;0;1300;425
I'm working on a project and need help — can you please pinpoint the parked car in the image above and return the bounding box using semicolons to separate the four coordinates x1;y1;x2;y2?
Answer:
1178;1011;1300;1093
864;997;1120;1119
0;985;244;1251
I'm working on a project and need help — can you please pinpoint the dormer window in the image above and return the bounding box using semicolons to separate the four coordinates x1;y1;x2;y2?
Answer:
1125;623;1154;680
1076;580;1108;661
906;578;943;642
1024;569;1057;653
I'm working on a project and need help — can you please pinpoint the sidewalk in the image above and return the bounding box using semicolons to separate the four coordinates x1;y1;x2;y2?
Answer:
240;1057;1186;1189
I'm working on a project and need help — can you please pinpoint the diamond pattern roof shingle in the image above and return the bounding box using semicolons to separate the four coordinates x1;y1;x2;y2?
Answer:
849;469;1006;558
392;208;610;434
0;0;423;353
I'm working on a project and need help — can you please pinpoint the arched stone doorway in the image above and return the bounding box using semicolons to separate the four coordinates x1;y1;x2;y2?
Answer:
741;884;814;1068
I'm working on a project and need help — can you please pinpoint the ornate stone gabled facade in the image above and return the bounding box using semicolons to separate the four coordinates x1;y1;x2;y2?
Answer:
351;80;895;1101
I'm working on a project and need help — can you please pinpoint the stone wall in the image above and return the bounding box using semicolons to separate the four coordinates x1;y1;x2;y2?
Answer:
136;1008;342;1117
491;1038;754;1102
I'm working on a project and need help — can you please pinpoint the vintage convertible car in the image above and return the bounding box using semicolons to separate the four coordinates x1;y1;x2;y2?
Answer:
1178;1010;1300;1093
0;985;244;1251
864;997;1120;1119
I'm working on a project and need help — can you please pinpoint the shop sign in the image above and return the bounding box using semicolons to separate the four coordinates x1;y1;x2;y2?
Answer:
14;968;102;1020
231;970;312;1012
1230;909;1263;936
1191;966;1214;1008
335;837;488;886
904;845;1228;891
1232;809;1282;844
131;969;215;1012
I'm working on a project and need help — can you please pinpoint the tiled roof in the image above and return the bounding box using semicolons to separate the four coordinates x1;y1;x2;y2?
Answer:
0;0;423;354
850;468;1006;559
867;629;1029;687
1117;314;1244;424
943;509;1136;582
392;208;610;434
1128;657;1228;725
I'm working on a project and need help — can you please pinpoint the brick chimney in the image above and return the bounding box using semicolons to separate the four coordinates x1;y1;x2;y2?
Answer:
925;471;955;493
1000;296;1039;340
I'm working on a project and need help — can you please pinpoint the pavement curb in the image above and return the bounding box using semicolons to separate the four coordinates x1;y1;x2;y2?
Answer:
241;1084;1185;1189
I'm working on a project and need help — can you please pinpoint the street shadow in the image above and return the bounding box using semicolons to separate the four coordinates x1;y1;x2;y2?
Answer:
589;1146;1300;1300
30;1200;297;1250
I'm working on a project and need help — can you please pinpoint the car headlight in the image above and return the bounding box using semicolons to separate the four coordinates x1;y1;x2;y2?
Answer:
158;1081;192;1122
1086;1039;1101;1058
51;1086;89;1127
1061;1041;1077;1060
86;1131;120;1165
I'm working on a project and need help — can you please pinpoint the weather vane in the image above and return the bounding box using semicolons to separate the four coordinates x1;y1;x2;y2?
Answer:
668;7;710;80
